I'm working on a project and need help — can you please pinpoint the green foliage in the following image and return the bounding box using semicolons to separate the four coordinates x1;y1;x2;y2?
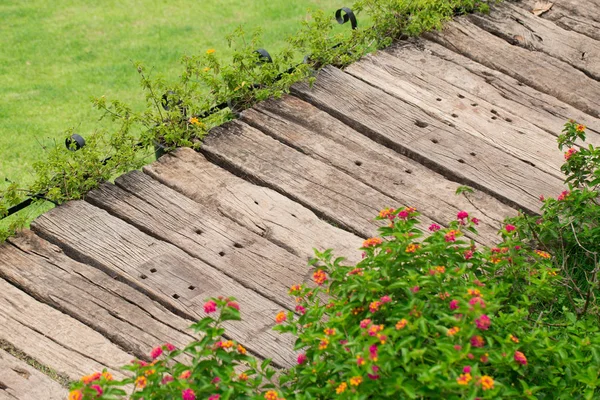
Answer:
508;121;600;319
69;298;281;400
275;209;598;399
1;0;338;186
1;0;499;239
68;206;600;399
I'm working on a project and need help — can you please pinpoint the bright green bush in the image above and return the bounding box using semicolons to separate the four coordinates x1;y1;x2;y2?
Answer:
508;121;600;320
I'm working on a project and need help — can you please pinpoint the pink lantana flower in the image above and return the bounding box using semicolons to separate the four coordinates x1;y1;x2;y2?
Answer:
449;299;459;310
182;389;197;400
164;343;176;352
428;223;441;232
297;353;307;365
150;346;163;359
457;211;469;220
475;315;491;330
514;351;528;365
204;300;217;314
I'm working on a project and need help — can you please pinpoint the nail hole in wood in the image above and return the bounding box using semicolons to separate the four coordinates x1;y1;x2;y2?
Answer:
173;294;180;299
195;229;203;235
254;200;259;205
491;116;497;120
188;285;195;290
458;94;465;99
291;214;297;218
140;274;147;279
431;138;439;144
219;251;226;257
470;152;476;156
471;103;478;107
458;159;466;164
436;98;442;101
448;122;456;128
451;113;458;118
150;268;157;273
517;82;524;86
354;160;363;166
491;109;498;115
505;118;513;122
415;120;429;128
233;243;244;249
405;169;412;174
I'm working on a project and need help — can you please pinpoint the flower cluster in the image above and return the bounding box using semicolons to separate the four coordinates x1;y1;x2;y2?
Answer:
271;206;599;398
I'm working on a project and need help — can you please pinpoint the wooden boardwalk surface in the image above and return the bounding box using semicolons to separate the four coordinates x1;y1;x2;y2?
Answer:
2;1;600;396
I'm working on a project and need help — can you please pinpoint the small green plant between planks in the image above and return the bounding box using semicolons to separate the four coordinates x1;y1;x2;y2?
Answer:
0;0;499;241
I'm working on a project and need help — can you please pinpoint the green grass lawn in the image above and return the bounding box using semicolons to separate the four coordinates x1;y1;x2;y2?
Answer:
0;0;339;187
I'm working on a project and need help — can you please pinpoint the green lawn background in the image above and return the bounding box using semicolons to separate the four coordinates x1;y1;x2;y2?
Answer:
0;0;338;186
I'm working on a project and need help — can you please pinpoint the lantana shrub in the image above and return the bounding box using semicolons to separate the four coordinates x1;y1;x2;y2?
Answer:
70;121;600;399
70;208;600;399
275;208;599;399
508;121;600;319
68;298;282;400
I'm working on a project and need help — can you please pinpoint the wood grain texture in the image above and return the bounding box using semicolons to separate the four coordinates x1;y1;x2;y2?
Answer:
292;66;563;214
468;2;600;80
144;149;363;264
384;40;600;139
0;276;128;381
425;18;600;118
0;231;195;363
515;0;600;41
85;171;314;309
517;0;600;41
243;96;516;245
345;50;566;179
31;201;297;368
0;349;67;400
201;120;447;237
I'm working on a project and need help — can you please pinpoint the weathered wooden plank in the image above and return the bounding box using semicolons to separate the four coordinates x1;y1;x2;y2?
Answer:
31;201;297;368
384;40;600;139
425;18;600;118
516;0;600;41
292;66;564;214
0;349;67;400
0;231;195;364
345;51;565;179
201;120;449;238
144;149;363;264
85;171;315;308
243;96;516;245
0;276;129;381
468;2;600;80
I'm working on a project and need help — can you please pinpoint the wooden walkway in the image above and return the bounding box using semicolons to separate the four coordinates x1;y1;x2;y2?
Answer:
2;1;600;397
